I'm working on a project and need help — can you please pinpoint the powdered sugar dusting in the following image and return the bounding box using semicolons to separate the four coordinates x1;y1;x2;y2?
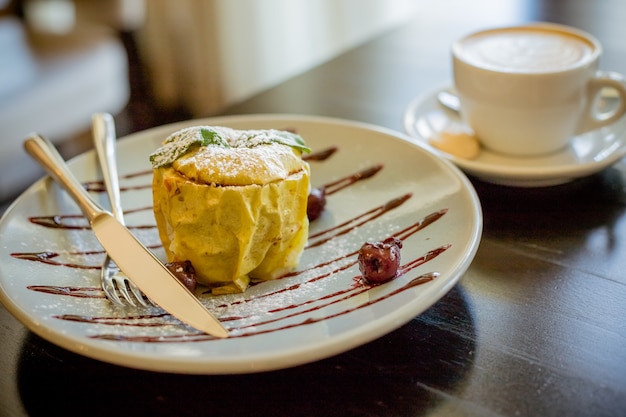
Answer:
150;126;309;169
160;127;310;186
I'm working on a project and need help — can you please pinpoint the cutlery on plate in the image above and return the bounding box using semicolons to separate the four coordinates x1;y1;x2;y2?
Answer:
92;112;150;307
24;133;229;338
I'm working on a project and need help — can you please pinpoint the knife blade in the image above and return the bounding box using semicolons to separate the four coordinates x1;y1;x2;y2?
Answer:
24;133;229;338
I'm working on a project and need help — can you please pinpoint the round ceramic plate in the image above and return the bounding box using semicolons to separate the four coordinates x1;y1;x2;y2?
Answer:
0;114;482;374
404;86;626;187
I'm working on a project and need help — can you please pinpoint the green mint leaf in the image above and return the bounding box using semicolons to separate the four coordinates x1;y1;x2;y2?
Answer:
200;128;229;147
149;139;197;168
270;131;311;153
150;127;228;168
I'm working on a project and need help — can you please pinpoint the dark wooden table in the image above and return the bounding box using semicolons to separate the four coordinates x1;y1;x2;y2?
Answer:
2;1;626;416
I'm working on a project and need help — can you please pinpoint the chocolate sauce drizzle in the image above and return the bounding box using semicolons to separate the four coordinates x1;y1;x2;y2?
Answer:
307;193;413;248
90;270;443;343
27;285;105;298
13;146;452;343
302;146;337;161
28;206;154;230
13;243;163;269
224;208;448;307
324;164;383;195
82;169;152;193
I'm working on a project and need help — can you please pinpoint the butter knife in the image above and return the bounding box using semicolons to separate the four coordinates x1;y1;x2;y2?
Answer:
24;133;229;338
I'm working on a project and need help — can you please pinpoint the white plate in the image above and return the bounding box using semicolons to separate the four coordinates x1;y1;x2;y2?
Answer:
404;86;626;187
0;114;481;374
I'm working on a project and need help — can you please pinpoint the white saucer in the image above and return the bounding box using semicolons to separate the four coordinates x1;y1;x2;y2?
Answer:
403;86;626;187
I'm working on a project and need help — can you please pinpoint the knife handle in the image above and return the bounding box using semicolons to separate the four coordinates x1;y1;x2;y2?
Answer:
24;134;105;223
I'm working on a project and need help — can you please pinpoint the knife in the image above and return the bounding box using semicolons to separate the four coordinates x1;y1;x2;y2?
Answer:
24;133;229;338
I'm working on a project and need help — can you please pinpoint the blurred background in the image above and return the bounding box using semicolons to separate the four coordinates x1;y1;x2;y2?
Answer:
4;0;623;208
0;0;418;205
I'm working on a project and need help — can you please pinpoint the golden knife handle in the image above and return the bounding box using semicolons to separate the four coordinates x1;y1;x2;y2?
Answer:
24;134;105;223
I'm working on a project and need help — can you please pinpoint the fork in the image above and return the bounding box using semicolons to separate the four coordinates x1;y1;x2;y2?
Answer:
92;112;150;307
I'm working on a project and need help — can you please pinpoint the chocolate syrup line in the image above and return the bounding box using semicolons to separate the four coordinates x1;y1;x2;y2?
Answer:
27;285;104;298
123;169;153;179
83;182;151;193
323;164;383;195
16;252;101;270
55;312;170;327
393;208;448;241
91;331;210;342
400;244;451;271
29;208;154;230
214;256;358;309
28;214;88;230
302;146;338;162
82;169;152;193
307;193;412;247
11;242;163;268
88;271;440;343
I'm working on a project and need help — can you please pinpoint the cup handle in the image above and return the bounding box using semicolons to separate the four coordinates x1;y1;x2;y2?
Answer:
577;71;626;133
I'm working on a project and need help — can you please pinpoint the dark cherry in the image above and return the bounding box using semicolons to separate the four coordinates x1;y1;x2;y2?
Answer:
307;187;326;221
357;237;403;284
165;260;198;293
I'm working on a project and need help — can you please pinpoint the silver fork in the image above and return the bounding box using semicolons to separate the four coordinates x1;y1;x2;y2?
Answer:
92;112;150;307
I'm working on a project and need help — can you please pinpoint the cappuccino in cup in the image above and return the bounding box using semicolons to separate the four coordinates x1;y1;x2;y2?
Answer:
452;23;626;156
456;27;594;73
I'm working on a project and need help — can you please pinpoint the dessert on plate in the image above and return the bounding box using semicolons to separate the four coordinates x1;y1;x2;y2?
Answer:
150;125;311;294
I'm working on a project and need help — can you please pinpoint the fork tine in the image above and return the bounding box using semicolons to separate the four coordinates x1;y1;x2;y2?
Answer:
101;257;124;305
122;272;150;307
114;274;136;307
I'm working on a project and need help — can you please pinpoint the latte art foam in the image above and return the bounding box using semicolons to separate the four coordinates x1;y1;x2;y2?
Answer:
456;28;595;73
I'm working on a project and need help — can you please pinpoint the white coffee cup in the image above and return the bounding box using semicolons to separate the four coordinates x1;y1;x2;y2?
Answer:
452;22;626;156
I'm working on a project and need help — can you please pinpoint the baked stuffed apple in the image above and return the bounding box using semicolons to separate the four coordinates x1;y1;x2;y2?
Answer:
150;126;311;294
